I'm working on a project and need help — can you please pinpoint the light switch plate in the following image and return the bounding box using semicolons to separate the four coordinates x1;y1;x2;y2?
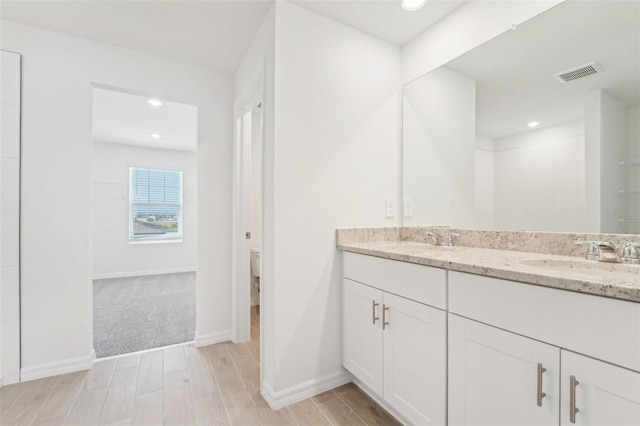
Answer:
385;198;396;218
403;199;413;217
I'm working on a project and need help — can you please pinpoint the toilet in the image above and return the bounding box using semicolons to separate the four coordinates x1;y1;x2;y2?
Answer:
250;247;260;278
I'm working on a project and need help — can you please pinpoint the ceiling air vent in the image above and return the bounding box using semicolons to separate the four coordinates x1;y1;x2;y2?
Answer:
554;61;604;83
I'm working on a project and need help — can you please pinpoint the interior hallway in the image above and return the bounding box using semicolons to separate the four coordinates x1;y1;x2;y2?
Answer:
0;306;400;425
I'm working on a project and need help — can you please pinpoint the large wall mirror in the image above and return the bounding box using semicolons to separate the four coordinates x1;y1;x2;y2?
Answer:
403;0;640;234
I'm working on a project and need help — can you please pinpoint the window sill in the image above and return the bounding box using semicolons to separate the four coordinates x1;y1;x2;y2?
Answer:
129;239;183;245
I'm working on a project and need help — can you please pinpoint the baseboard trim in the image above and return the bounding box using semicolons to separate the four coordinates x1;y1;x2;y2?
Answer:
92;267;197;280
20;350;96;382
262;369;353;410
0;372;20;387
194;329;231;347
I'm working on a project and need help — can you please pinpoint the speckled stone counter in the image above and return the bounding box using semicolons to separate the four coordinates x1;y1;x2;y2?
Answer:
337;228;640;303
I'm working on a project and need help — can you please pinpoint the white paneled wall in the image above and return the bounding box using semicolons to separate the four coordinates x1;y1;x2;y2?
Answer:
1;50;21;386
492;121;586;232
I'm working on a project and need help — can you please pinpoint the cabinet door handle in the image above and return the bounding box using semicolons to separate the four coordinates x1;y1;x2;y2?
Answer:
382;304;390;330
536;363;547;407
372;301;379;325
569;375;580;423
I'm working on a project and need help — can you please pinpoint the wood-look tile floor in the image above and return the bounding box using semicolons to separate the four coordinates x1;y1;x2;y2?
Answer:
0;306;400;426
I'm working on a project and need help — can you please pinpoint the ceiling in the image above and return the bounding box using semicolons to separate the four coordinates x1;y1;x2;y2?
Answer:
1;0;464;73
92;88;198;152
445;0;640;140
0;0;273;73
292;0;464;46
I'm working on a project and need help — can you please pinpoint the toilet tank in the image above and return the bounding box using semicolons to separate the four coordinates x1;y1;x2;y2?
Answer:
250;248;260;278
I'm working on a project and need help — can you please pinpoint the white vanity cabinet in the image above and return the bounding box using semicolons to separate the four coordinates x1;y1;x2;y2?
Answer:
343;279;384;395
560;351;640;426
448;271;640;426
343;252;447;425
448;314;560;426
449;314;640;426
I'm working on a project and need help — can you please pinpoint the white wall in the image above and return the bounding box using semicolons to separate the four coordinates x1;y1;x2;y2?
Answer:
401;0;563;84
585;90;631;234
91;142;197;278
270;1;401;395
492;121;585;232
1;50;21;386
585;90;602;232
627;106;640;234
1;21;233;379
599;91;629;234
403;66;476;228
474;136;495;230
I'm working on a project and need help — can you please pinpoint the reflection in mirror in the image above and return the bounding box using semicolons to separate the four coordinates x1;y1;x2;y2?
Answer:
403;0;640;234
403;67;476;228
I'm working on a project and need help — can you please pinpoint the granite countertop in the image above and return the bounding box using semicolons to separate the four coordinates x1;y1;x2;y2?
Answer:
339;240;640;303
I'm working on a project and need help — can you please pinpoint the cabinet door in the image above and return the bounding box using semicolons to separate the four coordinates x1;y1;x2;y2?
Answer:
561;350;640;426
449;314;560;426
343;278;383;395
383;293;446;425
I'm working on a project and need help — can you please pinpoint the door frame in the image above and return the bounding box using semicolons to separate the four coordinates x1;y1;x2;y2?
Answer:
231;61;264;344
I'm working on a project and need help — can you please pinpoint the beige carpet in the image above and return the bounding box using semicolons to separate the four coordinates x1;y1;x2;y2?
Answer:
93;272;196;357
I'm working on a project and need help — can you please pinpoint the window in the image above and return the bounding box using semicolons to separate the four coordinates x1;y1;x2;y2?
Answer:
129;167;183;242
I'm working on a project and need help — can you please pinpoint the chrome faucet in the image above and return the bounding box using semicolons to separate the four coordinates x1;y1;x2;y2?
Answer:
620;242;640;265
574;241;620;263
428;231;458;247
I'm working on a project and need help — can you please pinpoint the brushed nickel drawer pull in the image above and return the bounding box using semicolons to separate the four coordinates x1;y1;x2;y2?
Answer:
537;363;547;407
570;375;580;423
382;304;390;330
372;301;379;325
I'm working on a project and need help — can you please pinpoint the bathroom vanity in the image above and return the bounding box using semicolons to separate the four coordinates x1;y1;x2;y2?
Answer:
338;229;640;426
343;252;447;425
349;1;640;423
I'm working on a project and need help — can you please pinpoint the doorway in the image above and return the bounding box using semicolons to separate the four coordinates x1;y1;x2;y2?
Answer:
232;63;264;350
90;86;199;358
248;102;263;345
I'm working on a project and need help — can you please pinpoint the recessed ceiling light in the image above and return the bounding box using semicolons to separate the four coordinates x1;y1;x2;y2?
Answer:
150;133;162;139
527;121;540;128
147;99;163;107
402;0;427;11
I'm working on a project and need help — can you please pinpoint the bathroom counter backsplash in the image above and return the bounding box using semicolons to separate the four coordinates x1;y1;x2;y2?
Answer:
337;227;640;303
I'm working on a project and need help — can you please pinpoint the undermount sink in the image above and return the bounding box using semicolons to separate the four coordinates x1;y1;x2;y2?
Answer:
520;258;640;279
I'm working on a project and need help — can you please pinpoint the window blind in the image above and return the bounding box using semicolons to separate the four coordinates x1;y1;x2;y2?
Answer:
129;167;183;241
